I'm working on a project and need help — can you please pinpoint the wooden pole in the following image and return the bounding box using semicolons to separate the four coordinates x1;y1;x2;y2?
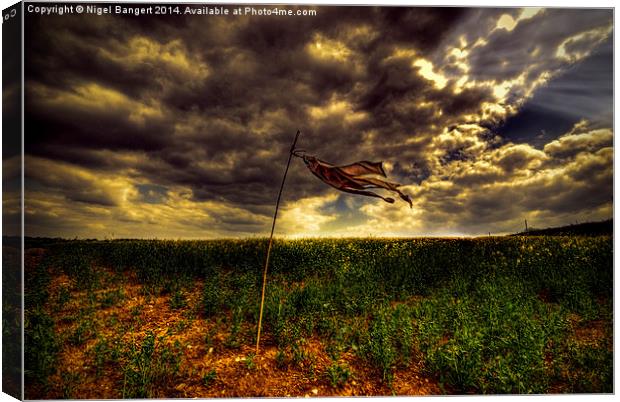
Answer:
256;130;301;354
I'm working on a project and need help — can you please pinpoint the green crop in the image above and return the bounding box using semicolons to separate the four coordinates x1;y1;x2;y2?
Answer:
24;235;612;396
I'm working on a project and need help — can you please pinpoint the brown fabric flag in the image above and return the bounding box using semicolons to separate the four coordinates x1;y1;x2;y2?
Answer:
299;154;412;208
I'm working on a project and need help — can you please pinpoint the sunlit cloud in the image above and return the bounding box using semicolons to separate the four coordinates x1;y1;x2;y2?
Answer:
556;25;613;62
306;33;353;62
495;13;517;31
100;35;210;81
413;58;448;89
278;194;339;236
31;82;164;125
307;97;368;125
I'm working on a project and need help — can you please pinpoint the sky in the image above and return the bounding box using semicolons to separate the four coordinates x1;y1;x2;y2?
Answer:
15;5;614;238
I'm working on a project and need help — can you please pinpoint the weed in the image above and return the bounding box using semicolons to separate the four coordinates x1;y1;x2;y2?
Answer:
291;341;309;367
202;369;217;386
106;313;120;329
275;349;288;369
224;306;244;349
61;371;81;399
289;341;317;378
554;338;613;392
68;319;95;346
24;307;59;386
177;319;189;332
169;289;187;310
204;327;217;349
362;307;397;383
121;331;182;398
91;337;121;377
92;338;110;377
414;275;565;393
86;289;98;308
245;352;256;370
130;305;143;318
202;276;222;317
326;361;351;388
100;288;125;308
55;285;71;311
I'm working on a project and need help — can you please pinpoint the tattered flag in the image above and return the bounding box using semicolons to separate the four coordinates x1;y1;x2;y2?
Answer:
297;153;412;208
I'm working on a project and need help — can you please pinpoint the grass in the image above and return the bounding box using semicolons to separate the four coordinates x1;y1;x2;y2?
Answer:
24;256;59;389
169;289;187;310
23;235;613;397
202;369;217;386
121;331;183;398
244;352;257;370
91;336;121;377
326;361;352;388
414;274;566;393
54;285;71;311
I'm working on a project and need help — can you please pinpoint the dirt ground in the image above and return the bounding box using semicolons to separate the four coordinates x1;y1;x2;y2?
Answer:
34;256;440;399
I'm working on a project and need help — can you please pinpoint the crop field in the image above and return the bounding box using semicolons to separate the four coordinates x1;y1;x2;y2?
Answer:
23;236;612;398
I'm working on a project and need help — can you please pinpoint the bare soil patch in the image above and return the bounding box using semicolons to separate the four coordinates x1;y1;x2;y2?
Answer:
40;267;440;398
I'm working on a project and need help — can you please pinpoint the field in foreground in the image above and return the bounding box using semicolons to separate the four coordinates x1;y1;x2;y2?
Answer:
23;236;612;398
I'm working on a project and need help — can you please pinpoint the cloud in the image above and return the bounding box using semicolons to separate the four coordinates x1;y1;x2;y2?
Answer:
543;128;613;159
347;123;612;236
21;7;613;238
25;156;134;207
278;194;339;236
100;35;210;82
24;156;272;238
491;144;547;173
556;25;613;63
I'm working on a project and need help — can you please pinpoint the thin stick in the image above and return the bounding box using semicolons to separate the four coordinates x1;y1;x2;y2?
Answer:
256;130;301;353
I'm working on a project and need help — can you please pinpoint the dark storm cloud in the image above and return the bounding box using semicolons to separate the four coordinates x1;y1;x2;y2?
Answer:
159;7;469;115
26;106;172;154
26;15;146;93
433;86;489;120
520;158;612;215
24;5;474;208
25;158;122;207
360;56;433;117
